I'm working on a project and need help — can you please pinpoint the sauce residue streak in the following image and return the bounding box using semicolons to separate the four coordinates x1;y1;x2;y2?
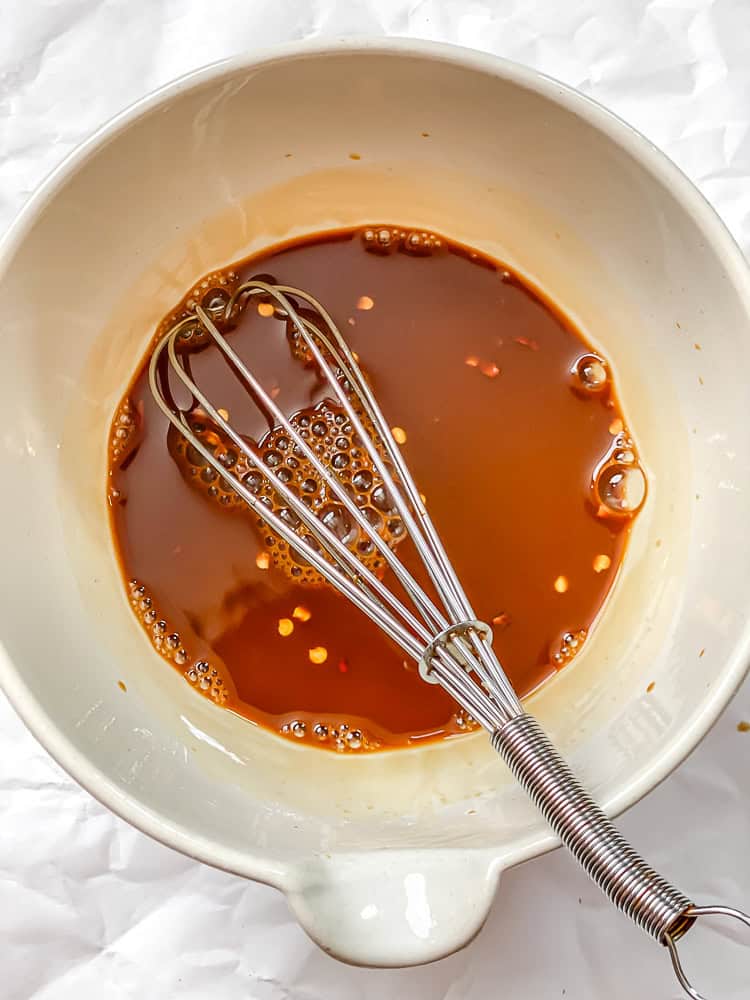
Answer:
108;226;645;752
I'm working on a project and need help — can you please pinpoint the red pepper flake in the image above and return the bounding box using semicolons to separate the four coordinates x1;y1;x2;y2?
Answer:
465;355;479;368
338;658;349;673
738;721;750;733
515;336;539;351
646;681;655;693
270;386;281;400
492;613;511;629
480;361;500;379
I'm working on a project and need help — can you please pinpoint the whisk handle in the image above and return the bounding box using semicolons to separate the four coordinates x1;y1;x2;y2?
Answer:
492;713;693;942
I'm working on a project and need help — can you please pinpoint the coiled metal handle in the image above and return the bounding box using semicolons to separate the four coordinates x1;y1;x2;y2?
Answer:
492;715;693;942
493;714;750;998
492;713;693;939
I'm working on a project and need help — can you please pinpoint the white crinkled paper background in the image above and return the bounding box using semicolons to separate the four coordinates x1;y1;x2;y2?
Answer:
1;2;749;998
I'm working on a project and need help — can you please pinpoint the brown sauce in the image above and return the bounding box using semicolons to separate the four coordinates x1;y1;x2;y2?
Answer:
108;226;645;752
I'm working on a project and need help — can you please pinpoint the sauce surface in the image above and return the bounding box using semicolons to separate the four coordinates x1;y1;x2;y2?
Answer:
108;226;644;752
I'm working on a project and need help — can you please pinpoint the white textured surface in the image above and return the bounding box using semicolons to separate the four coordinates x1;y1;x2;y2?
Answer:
1;2;750;998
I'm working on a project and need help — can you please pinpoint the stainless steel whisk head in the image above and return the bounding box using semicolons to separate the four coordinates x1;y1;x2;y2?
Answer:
150;278;749;999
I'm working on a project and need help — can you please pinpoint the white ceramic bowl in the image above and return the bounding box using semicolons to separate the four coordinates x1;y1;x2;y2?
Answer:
2;38;750;968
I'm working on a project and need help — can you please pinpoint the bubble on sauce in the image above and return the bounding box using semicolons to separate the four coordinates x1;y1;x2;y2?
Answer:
551;628;588;668
285;320;313;364
361;225;442;257
320;503;357;544
127;579;229;704
150;268;242;353
168;400;407;585
352;469;374;493
572;354;609;394
110;398;140;463
596;462;647;515
589;421;647;519
201;287;230;320
278;715;380;752
452;708;479;733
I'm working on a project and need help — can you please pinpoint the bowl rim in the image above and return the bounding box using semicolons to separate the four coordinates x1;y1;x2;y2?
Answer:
2;35;750;888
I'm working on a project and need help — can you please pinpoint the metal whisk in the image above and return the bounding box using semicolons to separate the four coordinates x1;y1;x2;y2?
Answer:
149;278;749;998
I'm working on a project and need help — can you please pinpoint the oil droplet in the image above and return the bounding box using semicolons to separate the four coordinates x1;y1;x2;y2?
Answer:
596;464;646;515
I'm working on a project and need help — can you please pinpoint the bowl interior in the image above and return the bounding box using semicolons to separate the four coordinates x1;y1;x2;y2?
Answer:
2;44;750;883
